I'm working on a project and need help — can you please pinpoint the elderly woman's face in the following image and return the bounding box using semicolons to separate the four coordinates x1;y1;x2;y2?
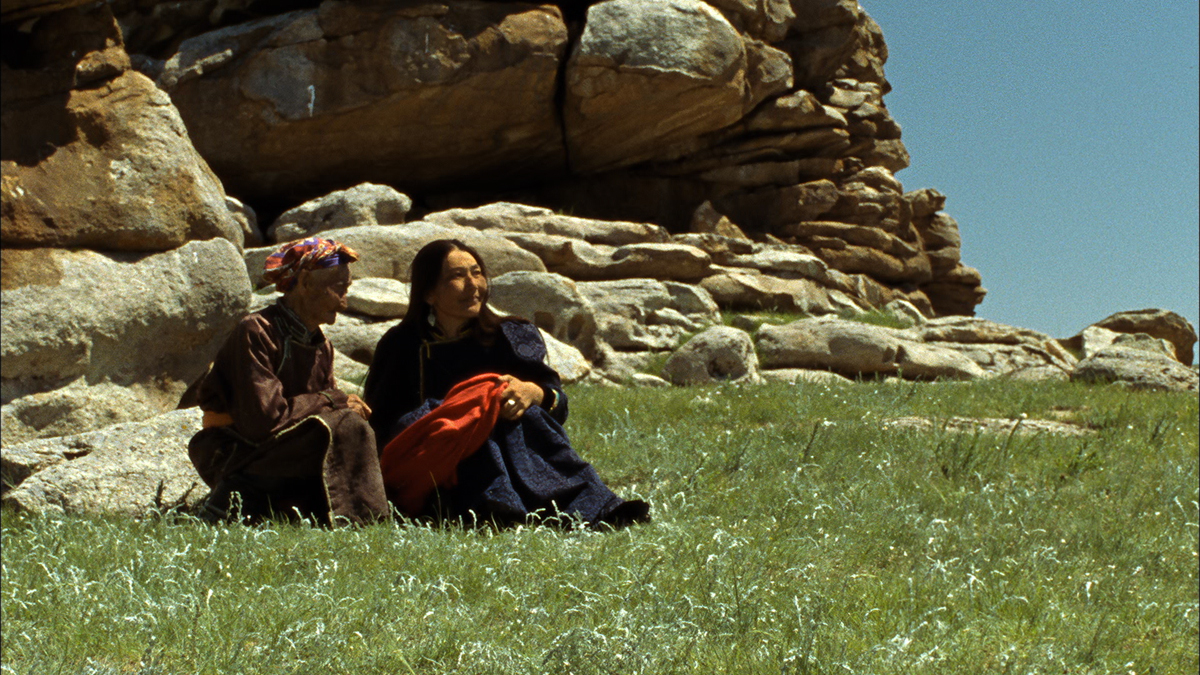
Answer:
298;264;351;327
426;248;486;326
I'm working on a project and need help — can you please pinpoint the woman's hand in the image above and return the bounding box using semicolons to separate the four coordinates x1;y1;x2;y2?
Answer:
346;394;372;420
497;375;544;420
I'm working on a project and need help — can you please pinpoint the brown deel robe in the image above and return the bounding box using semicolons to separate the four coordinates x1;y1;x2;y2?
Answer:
188;303;388;525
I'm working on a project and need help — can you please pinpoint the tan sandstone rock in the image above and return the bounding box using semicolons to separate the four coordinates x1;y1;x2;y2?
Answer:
1090;309;1197;365
489;271;600;359
344;277;410;320
499;233;713;282
269;183;413;244
565;0;786;173
1;380;187;448
1;239;250;411
540;330;592;384
910;317;1078;379
1071;334;1199;392
756;317;987;381
662;326;761;385
158;2;569;201
700;269;860;314
1;409;205;516
424;202;668;246
2;4;239;250
322;315;399;366
580;279;719;352
243;223;546;288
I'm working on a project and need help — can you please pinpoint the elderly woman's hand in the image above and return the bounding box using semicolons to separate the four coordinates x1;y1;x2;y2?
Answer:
497;375;544;420
346;394;372;420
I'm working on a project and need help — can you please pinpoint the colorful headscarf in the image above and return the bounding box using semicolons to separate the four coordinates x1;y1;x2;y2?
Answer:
262;236;359;292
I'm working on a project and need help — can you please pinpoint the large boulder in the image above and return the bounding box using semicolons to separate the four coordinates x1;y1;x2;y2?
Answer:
700;269;861;313
322;315;399;366
332;349;369;386
1088;309;1196;365
757;317;902;375
564;0;789;173
756;317;985;380
0;380;178;449
3;5;241;252
579;279;720;352
243;222;545;288
489;271;600;359
539;330;592;384
1070;334;1199;392
268;183;413;244
157;2;569;202
344;277;410;320
911;316;1078;378
662;325;761;385
1;409;205;516
1;239;251;411
705;0;795;42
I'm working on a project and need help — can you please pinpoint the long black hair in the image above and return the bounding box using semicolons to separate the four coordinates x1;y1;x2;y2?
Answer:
399;239;510;339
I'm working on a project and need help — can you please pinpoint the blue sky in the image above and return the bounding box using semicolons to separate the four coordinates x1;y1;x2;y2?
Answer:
858;1;1199;356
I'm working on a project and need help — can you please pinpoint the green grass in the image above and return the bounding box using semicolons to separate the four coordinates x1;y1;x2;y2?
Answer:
2;381;1197;674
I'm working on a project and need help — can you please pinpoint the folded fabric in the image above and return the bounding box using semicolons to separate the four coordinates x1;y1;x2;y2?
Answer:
379;373;508;515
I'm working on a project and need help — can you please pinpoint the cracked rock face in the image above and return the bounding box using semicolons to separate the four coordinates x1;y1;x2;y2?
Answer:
156;2;570;203
124;0;985;316
564;0;770;173
1;409;205;516
1;4;241;252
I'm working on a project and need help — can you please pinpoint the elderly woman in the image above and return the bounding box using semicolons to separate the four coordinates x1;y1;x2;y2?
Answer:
189;237;389;525
364;239;649;527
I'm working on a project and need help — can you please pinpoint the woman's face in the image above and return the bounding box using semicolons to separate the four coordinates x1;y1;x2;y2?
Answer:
426;248;486;328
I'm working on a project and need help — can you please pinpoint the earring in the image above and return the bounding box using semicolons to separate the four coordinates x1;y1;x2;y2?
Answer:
427;308;437;327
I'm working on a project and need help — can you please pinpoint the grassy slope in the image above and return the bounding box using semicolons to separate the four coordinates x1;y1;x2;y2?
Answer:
2;381;1196;674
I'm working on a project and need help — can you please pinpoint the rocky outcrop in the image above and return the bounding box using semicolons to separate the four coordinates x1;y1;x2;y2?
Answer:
1;4;242;251
752;315;1075;382
1071;334;1199;393
910;317;1078;381
344;277;410;320
1;239;250;434
0;2;258;450
268;183;413;245
1;0;1191;519
1;409;205;515
662;325;761;385
243;222;546;289
1;380;185;449
322;315;399;366
156;1;570;202
128;0;984;316
1084;309;1195;366
564;0;791;173
580;278;721;352
489;271;600;360
424;203;668;246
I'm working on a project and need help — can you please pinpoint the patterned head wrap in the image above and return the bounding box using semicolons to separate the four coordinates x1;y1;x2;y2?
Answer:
263;236;359;292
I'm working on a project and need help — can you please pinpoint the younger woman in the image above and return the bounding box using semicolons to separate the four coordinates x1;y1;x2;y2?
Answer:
364;239;649;527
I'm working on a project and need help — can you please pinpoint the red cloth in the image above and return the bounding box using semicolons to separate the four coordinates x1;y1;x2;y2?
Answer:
379;373;508;515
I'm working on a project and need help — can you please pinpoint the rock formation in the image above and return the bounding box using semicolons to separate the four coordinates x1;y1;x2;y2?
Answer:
125;0;984;315
1;2;248;446
2;0;1193;517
